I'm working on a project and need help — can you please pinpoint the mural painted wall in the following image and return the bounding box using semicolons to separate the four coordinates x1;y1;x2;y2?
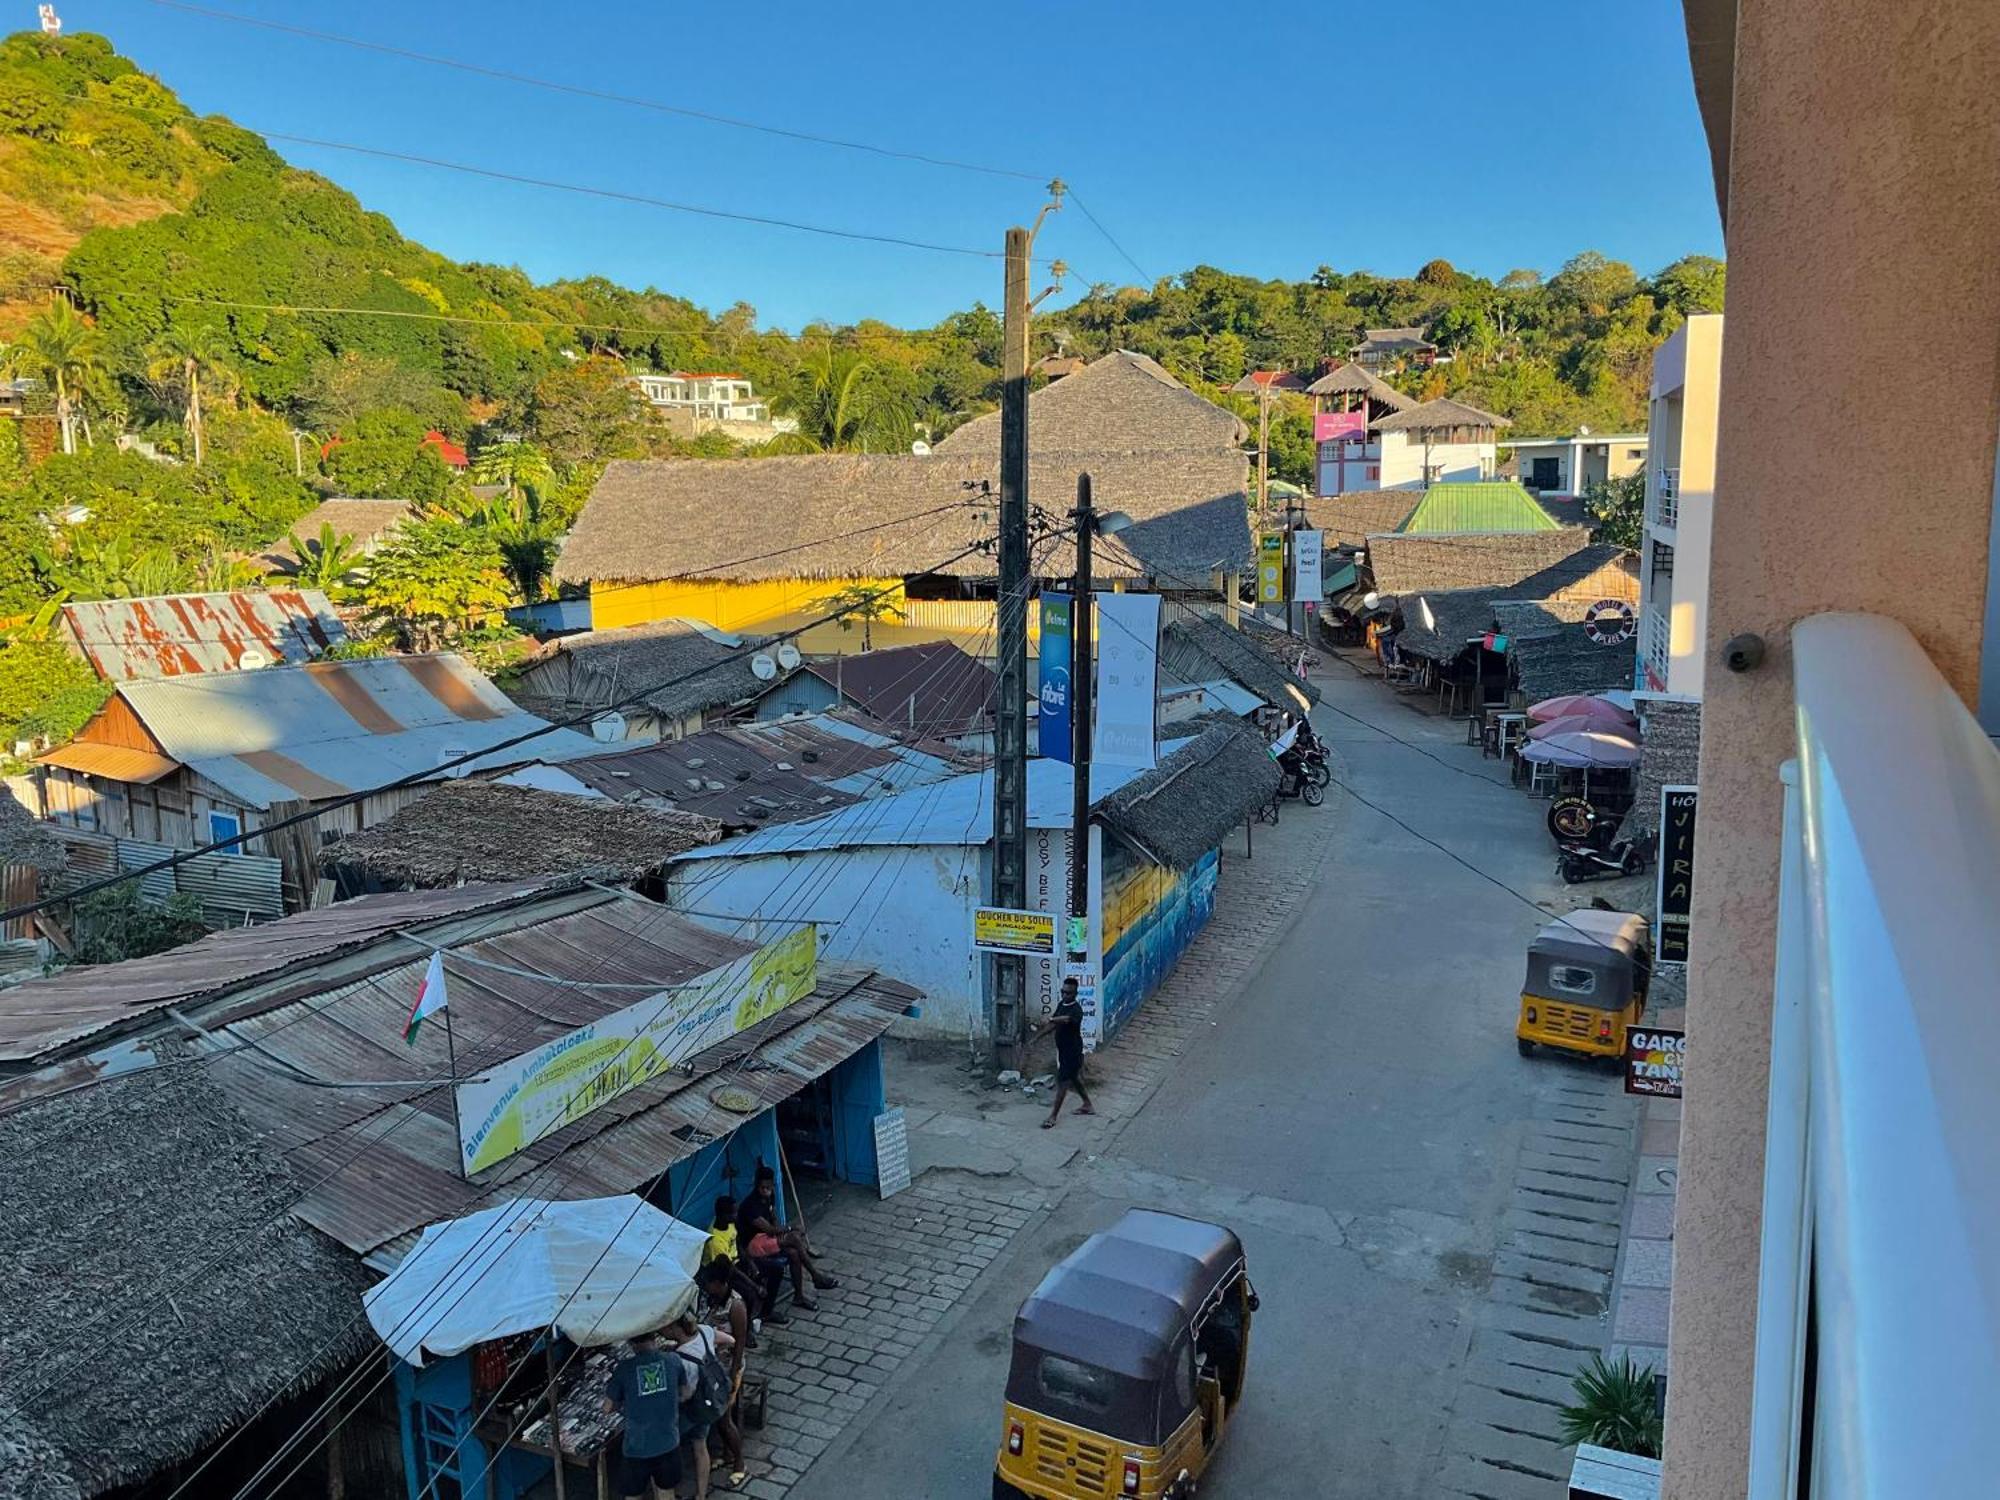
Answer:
1096;838;1219;1038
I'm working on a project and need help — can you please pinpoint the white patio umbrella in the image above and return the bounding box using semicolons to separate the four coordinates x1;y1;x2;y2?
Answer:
364;1195;711;1366
1518;730;1643;770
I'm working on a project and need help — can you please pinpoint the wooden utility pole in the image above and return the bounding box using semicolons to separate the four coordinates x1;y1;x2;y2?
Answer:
990;189;1064;1064
990;225;1034;1064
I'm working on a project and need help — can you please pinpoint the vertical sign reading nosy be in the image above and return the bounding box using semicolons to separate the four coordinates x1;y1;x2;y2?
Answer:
1092;592;1161;770
1291;528;1324;604
1655;785;1698;964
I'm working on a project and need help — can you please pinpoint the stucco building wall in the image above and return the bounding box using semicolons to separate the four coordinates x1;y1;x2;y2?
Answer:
1663;2;2000;1496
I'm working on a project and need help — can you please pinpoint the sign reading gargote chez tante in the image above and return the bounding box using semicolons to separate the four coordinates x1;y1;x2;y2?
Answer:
454;925;819;1176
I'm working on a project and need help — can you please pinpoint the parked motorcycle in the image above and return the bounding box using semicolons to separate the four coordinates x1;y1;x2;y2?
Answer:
1557;837;1649;884
1295;724;1333;788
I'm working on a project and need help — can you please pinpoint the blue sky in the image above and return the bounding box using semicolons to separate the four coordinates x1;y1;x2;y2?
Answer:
71;0;1723;331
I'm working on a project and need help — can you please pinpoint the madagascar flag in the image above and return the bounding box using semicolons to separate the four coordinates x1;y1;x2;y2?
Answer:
403;950;449;1046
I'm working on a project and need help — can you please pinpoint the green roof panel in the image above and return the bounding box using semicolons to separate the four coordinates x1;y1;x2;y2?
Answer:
1396;481;1560;534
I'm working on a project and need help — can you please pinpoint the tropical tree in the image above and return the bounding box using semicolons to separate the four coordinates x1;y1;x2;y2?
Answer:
1584;474;1647;550
285;522;367;594
6;301;102;455
812;582;905;652
470;440;556;523
146;322;235;466
774;344;912;453
358;517;512;651
192;542;260;592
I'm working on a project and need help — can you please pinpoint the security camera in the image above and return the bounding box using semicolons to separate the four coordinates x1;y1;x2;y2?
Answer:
1722;633;1766;673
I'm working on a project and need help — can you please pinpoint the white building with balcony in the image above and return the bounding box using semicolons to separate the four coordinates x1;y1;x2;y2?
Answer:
631;371;797;441
1638;314;1723;696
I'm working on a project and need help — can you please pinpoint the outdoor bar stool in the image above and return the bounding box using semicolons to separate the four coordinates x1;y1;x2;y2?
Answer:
1497;712;1528;757
1527;758;1559;796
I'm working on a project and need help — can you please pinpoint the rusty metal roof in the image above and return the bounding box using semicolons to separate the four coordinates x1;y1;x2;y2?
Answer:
187;892;917;1253
35;742;180;783
108;654;607;809
60;590;347;681
558;710;976;829
0;882;558;1064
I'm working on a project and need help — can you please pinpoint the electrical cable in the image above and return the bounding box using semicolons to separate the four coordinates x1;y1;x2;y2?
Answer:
1063;189;1153;288
226;602;1018;1498
0;535;1000;926
133;0;1049;184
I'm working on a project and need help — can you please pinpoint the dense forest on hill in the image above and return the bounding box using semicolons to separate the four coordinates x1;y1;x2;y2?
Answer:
0;28;1722;748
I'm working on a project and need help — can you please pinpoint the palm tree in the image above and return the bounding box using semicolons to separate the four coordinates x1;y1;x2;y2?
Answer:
6;301;101;456
470;440;556;523
471;498;559;605
146;323;234;467
285;522;367;595
776;344;912;453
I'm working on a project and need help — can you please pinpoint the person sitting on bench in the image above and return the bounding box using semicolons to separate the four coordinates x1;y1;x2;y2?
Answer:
734;1164;838;1312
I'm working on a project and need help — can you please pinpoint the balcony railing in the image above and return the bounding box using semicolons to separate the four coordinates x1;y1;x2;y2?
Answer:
1748;613;2000;1497
1654;468;1680;529
1645;603;1671;676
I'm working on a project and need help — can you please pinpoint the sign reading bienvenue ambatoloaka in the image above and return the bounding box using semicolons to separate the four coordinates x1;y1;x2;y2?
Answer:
455;925;818;1176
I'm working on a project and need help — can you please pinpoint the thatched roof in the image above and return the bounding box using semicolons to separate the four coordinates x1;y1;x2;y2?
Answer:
1161;614;1320;712
1356;327;1435;353
1626;697;1702;839
1371;397;1512;433
1303;361;1415;408
1492;600;1638;702
509;618;776;724
557;447;1253;586
1390;549;1639;666
1228;370;1306;394
0;797;63;873
1305;491;1419;547
1364;528;1601;595
936;350;1246;454
1099;722;1280;870
259;497;414;570
318;780;723;889
1394;587;1508;664
0;1068;370;1497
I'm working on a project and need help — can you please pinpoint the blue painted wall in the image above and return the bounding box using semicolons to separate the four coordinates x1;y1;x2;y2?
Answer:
751;673;841;721
1098;846;1220;1038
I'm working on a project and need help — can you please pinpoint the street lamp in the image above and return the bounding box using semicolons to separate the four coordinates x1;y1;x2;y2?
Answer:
1067;472;1134;976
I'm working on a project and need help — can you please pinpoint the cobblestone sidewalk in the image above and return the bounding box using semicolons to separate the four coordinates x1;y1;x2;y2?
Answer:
730;1176;1041;1497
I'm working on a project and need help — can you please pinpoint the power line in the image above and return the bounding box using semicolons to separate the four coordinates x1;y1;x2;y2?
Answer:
1064;189;1152;287
0;533;1000;925
135;0;1048;184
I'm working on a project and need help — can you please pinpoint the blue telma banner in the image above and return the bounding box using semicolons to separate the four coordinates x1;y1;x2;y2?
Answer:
1038;592;1072;762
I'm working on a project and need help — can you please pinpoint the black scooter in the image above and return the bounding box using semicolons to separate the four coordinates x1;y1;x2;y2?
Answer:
1557;837;1648;884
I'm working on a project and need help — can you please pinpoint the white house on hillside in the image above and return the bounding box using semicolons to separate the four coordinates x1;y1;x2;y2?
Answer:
1366;397;1511;489
631;371;798;440
1510;430;1649;497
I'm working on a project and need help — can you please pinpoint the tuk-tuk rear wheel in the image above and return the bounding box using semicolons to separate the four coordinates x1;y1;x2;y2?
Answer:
1516;1037;1534;1057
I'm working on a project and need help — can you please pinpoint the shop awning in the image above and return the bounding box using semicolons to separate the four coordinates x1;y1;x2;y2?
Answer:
36;741;181;784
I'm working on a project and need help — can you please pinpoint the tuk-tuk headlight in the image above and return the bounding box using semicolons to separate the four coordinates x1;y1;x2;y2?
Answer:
1525;1005;1538;1024
1123;1457;1143;1494
1007;1420;1024;1456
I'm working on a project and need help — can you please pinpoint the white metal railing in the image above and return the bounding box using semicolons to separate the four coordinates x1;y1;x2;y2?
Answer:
1645;604;1671;678
1748;613;2000;1498
1655;468;1680;529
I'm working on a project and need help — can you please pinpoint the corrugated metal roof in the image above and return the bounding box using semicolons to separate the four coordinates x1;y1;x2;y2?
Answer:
189;892;918;1253
675;743;1186;861
36;742;180;783
558;711;974;830
112;654;606;809
799;642;997;739
0;882;557;1064
1397;482;1559;534
61;591;346;681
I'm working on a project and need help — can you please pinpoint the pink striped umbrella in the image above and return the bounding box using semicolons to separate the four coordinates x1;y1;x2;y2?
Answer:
1526;694;1639;730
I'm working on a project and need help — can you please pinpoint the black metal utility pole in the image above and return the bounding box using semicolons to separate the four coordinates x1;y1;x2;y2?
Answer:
1067;474;1096;971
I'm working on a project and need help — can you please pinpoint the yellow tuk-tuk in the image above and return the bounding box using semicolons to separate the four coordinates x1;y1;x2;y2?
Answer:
1516;908;1652;1060
993;1210;1255;1500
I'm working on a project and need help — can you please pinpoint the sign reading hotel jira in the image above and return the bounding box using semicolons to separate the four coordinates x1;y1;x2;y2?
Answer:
1655;785;1698;964
454;925;819;1176
972;906;1057;956
1624;1026;1685;1098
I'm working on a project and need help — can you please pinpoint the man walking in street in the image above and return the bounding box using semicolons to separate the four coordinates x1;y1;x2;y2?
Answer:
1042;977;1095;1129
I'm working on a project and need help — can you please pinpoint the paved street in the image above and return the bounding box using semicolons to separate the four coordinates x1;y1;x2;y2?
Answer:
756;662;1639;1499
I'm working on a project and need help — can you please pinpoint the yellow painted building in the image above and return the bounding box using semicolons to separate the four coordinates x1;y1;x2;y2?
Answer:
587;576;1042;656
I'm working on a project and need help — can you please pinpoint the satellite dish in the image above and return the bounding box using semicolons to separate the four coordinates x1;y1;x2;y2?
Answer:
910;440;932;456
776;643;802;671
750;652;779;681
238;649;269;670
591;711;627;742
1362;592;1381;611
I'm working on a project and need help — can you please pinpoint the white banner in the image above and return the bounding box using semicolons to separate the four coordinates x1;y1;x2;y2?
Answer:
1092;592;1161;770
1292;529;1324;601
454;925;818;1175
